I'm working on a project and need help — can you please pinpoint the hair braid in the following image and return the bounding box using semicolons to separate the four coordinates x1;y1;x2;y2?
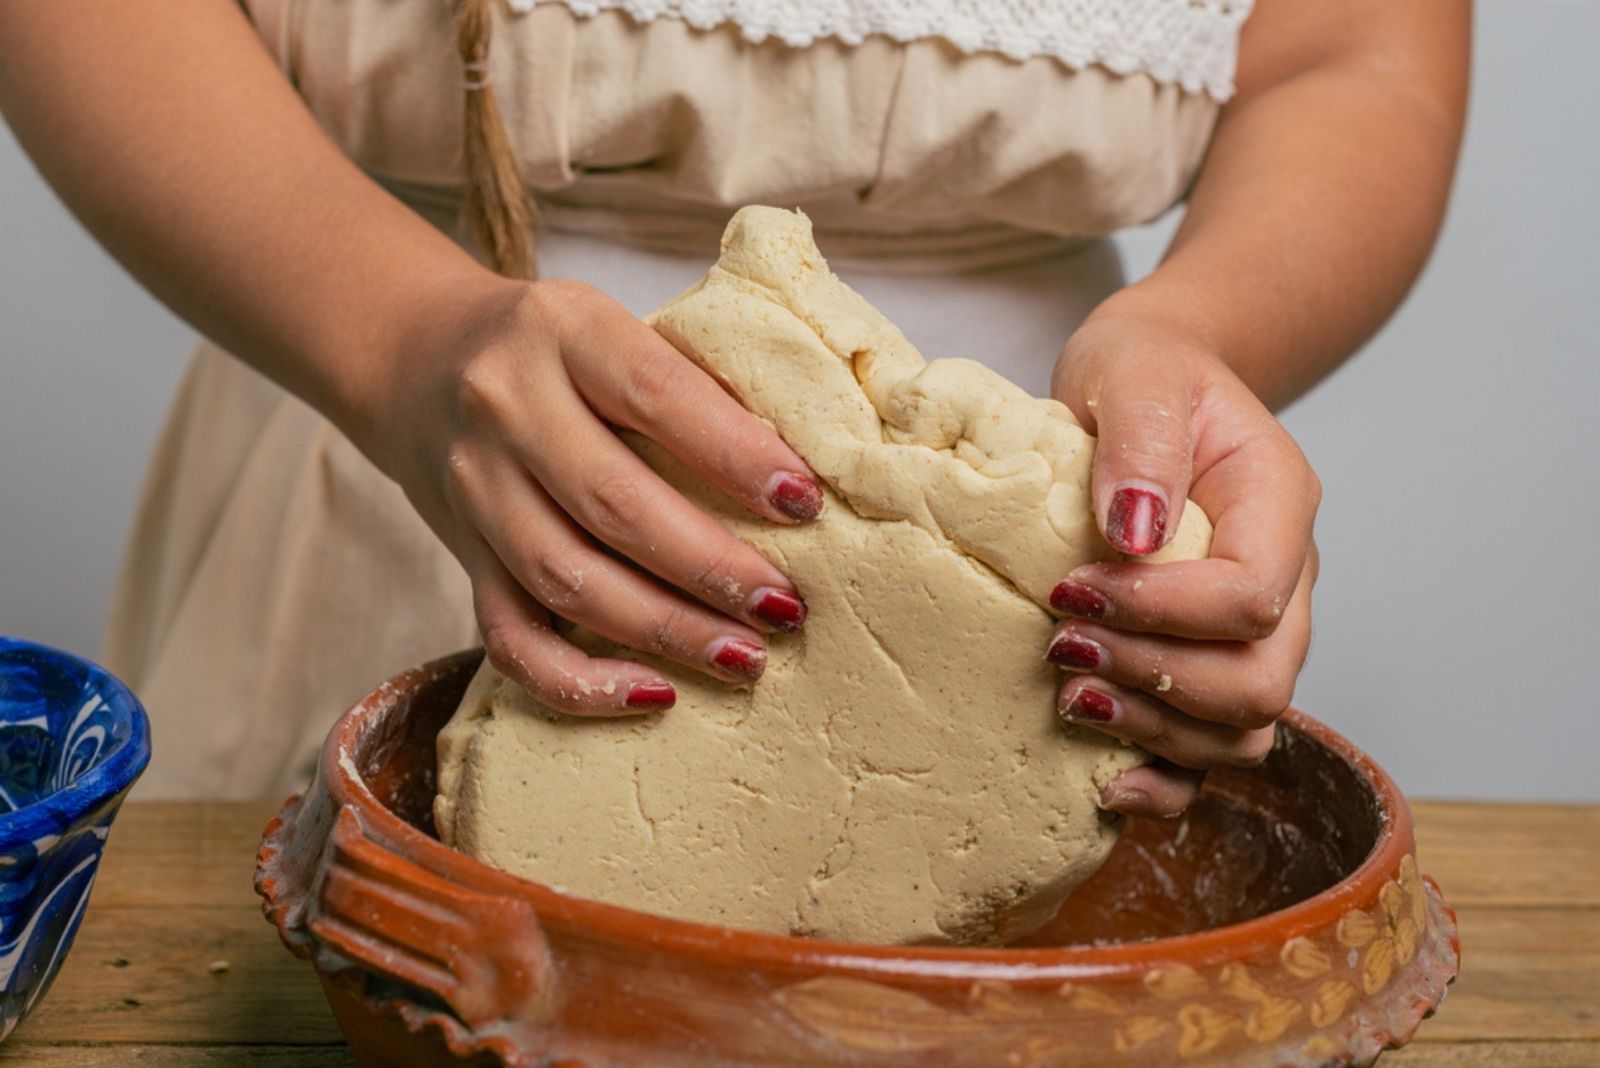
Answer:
454;0;537;279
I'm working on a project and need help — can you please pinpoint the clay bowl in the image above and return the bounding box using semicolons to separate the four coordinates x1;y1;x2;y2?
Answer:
257;651;1458;1067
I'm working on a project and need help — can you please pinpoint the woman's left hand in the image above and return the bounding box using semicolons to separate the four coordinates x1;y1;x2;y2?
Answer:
1049;298;1322;819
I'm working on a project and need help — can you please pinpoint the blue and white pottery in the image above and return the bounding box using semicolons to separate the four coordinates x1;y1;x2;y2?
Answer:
0;637;151;1040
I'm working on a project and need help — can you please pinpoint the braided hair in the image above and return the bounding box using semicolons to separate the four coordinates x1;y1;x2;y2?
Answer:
454;0;537;278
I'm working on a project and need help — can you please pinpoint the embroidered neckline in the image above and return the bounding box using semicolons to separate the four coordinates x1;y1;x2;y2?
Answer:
503;0;1252;100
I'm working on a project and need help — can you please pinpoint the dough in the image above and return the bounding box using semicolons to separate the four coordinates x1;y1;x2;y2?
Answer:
434;207;1211;945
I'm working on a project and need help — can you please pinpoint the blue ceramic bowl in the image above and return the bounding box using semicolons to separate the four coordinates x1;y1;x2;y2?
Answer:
0;637;150;1039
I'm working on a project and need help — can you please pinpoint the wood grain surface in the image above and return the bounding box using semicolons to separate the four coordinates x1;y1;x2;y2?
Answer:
2;800;1592;1065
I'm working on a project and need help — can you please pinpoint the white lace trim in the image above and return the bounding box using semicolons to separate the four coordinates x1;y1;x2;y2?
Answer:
504;0;1252;100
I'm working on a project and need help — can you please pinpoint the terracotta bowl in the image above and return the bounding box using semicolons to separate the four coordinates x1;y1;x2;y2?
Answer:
256;651;1459;1067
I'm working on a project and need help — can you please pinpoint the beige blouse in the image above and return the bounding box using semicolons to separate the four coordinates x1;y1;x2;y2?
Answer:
107;0;1237;798
248;1;1219;264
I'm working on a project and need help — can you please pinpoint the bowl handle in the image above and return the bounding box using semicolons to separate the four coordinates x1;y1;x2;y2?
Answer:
308;807;554;1030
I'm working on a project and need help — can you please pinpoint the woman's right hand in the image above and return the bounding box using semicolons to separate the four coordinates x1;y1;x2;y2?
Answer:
0;0;810;719
374;275;822;715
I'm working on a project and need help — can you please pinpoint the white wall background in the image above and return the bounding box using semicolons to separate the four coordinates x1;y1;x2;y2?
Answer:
2;2;1596;800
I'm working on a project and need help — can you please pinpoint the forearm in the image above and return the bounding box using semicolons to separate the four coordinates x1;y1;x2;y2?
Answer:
0;1;504;456
1099;0;1470;411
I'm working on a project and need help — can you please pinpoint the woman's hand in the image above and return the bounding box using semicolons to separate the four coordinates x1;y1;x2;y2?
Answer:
1035;0;1465;822
376;276;823;715
1049;298;1322;819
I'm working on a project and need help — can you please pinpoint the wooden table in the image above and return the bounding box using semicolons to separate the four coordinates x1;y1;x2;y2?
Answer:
3;801;1595;1065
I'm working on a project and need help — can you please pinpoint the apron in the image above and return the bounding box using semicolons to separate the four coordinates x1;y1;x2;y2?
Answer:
104;0;1238;798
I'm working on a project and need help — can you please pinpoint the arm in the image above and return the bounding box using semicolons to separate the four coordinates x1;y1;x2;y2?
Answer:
1110;0;1470;408
0;2;822;710
1048;0;1470;815
0;1;476;440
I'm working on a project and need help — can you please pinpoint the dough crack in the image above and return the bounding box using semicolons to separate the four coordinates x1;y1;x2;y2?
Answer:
806;780;858;891
839;591;916;698
631;757;658;845
727;775;768;800
851;758;934;783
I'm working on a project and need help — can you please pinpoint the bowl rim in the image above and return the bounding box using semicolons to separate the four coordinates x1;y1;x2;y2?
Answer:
0;636;153;841
328;650;1416;983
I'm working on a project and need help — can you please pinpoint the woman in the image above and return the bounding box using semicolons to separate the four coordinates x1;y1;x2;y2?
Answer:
0;1;1467;809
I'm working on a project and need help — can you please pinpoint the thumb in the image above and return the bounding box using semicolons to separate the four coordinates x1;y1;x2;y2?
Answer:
1084;363;1195;557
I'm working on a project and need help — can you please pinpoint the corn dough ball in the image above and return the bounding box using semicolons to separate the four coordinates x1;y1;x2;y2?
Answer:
435;207;1211;945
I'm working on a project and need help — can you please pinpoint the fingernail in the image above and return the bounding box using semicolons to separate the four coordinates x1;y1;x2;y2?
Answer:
1107;484;1168;556
1101;785;1150;810
1060;686;1117;724
750;587;807;632
624;682;676;710
768;472;824;522
1050;579;1109;619
1046;632;1104;670
711;637;767;681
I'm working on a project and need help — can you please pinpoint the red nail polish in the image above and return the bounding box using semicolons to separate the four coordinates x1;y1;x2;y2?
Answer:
1050;580;1109;619
751;588;807;632
1107;485;1168;556
769;473;824;522
712;638;767;681
1061;687;1116;723
1047;632;1102;670
624;682;676;710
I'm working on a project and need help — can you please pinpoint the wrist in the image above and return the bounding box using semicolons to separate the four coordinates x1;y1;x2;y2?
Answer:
337;263;529;478
1082;278;1227;355
1067;275;1302;409
1055;286;1224;406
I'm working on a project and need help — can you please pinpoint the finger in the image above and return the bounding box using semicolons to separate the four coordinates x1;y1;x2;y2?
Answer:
460;452;773;684
1077;353;1196;556
1058;676;1278;771
1102;762;1205;819
1051;437;1319;640
562;295;825;524
1046;553;1315;728
470;552;676;716
506;389;808;632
